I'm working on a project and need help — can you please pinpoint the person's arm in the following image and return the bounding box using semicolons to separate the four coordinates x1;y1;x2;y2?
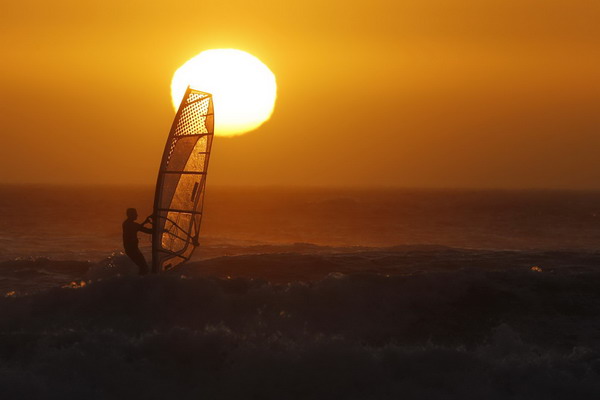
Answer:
140;215;152;233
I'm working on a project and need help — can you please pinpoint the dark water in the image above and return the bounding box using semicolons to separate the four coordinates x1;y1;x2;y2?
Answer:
3;185;600;262
1;186;600;398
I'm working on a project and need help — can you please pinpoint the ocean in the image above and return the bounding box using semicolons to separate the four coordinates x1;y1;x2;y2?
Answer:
1;186;600;398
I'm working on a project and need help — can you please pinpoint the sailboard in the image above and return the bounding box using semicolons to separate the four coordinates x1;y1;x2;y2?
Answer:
152;87;214;272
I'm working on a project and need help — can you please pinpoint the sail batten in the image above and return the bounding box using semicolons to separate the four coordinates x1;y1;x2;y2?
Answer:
156;208;203;215
152;87;214;272
162;171;207;175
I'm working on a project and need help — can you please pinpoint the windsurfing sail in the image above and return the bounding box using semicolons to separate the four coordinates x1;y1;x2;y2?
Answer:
152;87;214;272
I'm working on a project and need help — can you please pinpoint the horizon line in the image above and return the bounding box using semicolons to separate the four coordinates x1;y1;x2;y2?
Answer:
2;182;600;192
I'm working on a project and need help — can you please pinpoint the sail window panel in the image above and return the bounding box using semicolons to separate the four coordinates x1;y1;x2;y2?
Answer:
160;174;203;212
183;136;208;172
169;174;204;211
161;211;193;253
165;136;200;171
185;153;207;172
159;174;182;210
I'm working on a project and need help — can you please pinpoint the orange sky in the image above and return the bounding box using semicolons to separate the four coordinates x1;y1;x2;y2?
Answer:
1;0;599;188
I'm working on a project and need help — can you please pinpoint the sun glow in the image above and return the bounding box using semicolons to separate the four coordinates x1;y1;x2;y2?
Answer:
171;49;277;137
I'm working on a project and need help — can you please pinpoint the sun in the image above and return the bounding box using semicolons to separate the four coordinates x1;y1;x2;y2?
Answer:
171;49;277;137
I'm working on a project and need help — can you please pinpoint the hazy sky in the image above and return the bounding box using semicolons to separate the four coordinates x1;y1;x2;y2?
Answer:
1;0;599;188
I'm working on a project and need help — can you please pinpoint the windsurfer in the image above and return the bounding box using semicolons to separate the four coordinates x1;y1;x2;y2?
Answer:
122;208;153;275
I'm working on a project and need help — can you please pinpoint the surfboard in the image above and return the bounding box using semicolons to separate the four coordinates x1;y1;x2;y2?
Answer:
152;87;214;272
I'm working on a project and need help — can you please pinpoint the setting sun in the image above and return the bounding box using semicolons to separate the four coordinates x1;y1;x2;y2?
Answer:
171;49;277;137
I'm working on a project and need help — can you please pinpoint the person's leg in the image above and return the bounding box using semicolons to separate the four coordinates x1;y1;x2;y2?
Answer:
126;249;149;275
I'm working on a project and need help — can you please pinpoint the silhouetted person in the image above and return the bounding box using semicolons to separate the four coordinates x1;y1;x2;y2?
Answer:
122;208;152;275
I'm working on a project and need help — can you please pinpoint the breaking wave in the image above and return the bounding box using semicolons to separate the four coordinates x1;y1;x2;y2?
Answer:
1;247;600;399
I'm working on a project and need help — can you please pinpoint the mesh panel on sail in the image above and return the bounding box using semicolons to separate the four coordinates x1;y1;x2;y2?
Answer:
165;136;200;171
175;96;211;136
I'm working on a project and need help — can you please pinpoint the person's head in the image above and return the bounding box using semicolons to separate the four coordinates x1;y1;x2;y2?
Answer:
126;208;138;220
